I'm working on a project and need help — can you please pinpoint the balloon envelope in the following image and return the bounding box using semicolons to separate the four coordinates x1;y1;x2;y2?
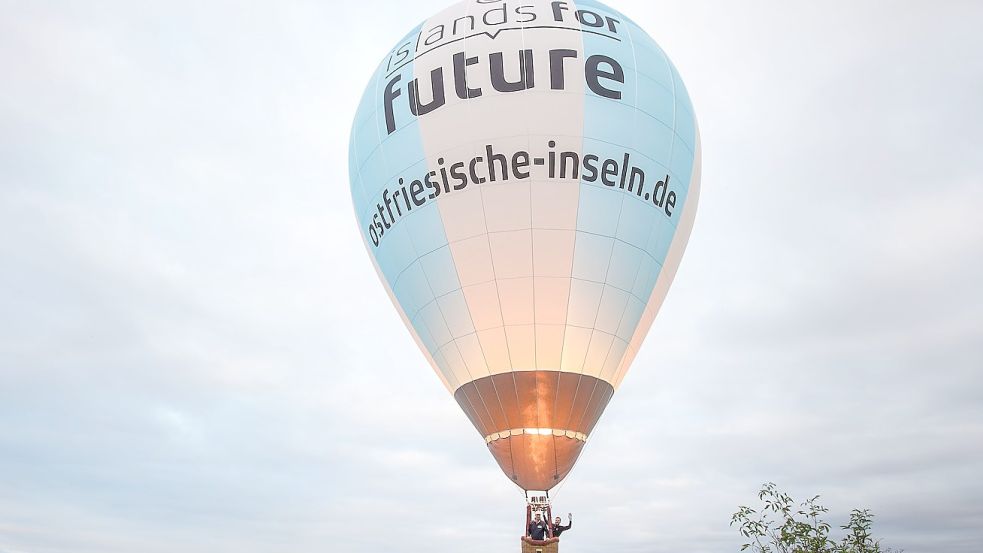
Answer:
349;0;700;491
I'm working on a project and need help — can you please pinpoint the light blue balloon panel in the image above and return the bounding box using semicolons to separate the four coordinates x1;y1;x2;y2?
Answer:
348;23;461;360
575;0;697;352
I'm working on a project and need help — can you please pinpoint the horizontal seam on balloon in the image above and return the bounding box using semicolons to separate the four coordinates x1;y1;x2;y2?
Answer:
454;374;615;400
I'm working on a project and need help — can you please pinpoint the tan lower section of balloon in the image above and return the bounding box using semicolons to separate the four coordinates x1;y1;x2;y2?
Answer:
453;371;614;490
487;433;586;491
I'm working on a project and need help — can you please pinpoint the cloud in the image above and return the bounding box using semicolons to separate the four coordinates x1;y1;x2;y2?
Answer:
0;1;981;552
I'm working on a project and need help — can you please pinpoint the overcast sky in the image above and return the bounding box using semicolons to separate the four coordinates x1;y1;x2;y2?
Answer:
1;1;981;552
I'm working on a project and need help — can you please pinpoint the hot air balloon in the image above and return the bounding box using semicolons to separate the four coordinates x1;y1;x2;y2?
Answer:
348;0;699;495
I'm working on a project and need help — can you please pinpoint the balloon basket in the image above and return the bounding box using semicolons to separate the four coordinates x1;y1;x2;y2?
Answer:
520;537;560;553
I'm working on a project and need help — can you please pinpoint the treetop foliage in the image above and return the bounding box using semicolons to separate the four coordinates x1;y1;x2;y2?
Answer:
730;482;900;553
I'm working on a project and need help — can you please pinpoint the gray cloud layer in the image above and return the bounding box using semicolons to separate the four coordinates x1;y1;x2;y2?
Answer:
1;1;981;552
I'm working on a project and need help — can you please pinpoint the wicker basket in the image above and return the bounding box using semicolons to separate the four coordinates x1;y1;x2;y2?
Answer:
520;538;559;553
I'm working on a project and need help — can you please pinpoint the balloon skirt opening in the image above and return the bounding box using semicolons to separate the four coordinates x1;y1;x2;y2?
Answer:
454;370;614;490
